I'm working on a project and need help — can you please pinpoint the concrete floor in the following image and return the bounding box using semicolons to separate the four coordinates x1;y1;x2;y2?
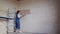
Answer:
4;32;47;34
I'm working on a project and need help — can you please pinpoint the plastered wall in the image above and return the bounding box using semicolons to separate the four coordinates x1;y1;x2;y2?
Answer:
18;0;58;34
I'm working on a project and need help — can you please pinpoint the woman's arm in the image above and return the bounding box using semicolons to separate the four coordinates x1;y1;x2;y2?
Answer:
20;15;25;18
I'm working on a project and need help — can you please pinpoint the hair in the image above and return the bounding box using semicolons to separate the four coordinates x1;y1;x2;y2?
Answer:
16;10;20;14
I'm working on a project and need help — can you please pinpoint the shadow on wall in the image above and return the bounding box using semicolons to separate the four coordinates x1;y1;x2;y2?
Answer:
56;0;60;34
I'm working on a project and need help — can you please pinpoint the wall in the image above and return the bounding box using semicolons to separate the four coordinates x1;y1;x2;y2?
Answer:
0;0;17;34
18;0;58;34
57;0;60;34
0;0;59;34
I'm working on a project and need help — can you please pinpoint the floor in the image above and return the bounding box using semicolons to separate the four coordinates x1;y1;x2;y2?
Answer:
4;32;47;34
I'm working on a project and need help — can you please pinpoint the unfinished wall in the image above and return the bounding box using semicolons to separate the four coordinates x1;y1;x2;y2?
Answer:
18;0;58;34
0;0;17;34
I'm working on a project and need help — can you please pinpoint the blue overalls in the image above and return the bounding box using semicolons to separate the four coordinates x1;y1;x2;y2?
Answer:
14;14;20;30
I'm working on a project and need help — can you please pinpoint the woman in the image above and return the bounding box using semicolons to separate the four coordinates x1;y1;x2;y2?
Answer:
14;10;24;33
